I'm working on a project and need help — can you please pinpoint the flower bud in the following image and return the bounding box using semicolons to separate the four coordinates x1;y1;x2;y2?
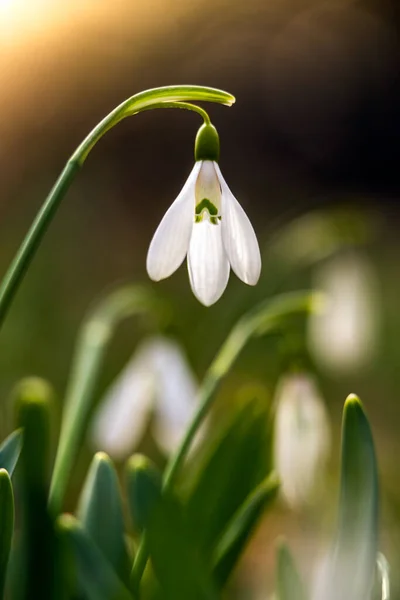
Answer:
273;373;331;509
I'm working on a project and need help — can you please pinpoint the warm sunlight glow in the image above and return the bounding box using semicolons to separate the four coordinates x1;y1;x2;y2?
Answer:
0;0;100;45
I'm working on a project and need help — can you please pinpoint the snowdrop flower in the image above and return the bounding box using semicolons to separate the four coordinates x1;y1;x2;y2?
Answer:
146;122;261;305
273;373;331;510
308;251;379;373
90;336;199;460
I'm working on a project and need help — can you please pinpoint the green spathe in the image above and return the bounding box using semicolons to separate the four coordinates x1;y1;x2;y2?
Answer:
195;123;220;162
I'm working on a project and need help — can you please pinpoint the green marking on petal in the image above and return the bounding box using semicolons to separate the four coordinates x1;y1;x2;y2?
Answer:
195;199;218;216
194;199;221;225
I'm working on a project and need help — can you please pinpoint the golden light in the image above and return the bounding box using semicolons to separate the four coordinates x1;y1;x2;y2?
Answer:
0;0;100;45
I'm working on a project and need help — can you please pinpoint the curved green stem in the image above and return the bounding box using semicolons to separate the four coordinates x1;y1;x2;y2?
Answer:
48;285;161;516
72;85;234;165
162;291;317;489
0;161;80;328
0;85;234;331
131;290;318;592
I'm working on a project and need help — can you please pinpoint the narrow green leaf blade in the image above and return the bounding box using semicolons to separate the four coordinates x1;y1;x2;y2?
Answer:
125;454;162;532
213;472;279;586
0;430;22;477
0;469;14;598
57;514;133;600
15;377;59;600
146;493;218;600
77;452;130;585
183;399;270;557
276;540;308;600
326;394;379;600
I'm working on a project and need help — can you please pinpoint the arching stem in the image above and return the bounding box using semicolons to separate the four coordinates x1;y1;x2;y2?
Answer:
0;86;234;331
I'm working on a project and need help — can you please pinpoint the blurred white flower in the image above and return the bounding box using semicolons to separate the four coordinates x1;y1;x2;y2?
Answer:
90;336;199;459
146;159;261;306
273;373;331;509
311;545;379;600
308;251;379;373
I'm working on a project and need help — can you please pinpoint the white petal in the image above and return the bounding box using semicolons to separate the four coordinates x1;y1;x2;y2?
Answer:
273;373;331;509
90;347;155;460
195;160;222;211
187;219;230;306
308;251;379;373
141;336;200;454
214;163;261;285
146;162;201;281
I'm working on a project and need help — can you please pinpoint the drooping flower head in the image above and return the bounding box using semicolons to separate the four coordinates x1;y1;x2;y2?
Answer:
273;372;331;509
146;122;261;305
90;336;200;459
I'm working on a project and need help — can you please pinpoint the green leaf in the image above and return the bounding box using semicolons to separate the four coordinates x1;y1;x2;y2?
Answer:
213;472;279;586
128;456;163;597
77;452;130;585
183;399;270;558
276;540;308;600
49;284;162;516
125;455;162;533
0;430;22;476
56;514;133;600
146;493;218;600
326;394;379;600
15;377;59;600
0;469;14;598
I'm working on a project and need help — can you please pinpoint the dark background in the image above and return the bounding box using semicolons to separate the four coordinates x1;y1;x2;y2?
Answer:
1;0;400;596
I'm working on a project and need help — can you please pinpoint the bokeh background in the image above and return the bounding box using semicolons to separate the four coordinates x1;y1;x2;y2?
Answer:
1;0;400;597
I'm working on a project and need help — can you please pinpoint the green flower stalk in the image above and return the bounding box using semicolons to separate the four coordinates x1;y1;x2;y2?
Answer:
0;86;234;330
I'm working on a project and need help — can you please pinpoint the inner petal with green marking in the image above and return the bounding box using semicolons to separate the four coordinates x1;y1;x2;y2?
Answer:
195;199;221;224
194;161;222;225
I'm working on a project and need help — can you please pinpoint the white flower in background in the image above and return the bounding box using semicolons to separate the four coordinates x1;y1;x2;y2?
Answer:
308;251;380;373
90;336;199;460
146;123;261;306
273;373;331;510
